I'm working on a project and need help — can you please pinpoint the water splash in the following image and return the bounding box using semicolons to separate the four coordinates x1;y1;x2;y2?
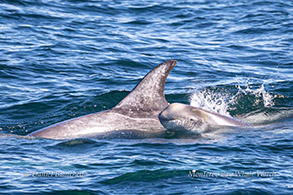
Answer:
235;82;275;108
190;88;231;116
189;81;276;117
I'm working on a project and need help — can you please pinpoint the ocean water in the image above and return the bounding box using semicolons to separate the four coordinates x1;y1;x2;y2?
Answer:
0;0;292;194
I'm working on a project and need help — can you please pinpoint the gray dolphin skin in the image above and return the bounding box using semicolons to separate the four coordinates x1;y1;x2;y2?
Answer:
29;60;177;140
159;103;249;135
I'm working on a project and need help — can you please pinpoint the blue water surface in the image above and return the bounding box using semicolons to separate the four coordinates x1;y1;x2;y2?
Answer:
0;0;292;194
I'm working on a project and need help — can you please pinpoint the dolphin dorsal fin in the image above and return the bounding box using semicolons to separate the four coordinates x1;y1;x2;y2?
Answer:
114;60;177;111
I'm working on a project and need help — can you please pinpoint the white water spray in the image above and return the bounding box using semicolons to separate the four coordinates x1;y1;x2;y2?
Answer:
235;83;275;108
190;81;275;117
190;88;231;116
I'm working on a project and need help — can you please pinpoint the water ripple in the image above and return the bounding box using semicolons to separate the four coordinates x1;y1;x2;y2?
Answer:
0;0;292;194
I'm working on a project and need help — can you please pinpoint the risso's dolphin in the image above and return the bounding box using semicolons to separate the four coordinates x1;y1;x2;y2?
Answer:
29;60;177;140
159;103;250;135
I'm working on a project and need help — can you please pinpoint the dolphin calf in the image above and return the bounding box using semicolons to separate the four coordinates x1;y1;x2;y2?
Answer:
29;60;177;140
159;103;250;135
